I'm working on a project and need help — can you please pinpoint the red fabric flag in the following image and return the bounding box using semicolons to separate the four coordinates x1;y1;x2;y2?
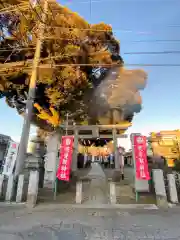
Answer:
56;136;74;181
133;135;150;180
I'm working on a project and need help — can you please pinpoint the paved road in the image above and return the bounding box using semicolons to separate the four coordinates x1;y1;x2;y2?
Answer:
0;204;180;239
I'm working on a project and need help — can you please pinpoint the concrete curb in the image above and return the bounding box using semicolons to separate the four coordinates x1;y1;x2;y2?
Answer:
0;202;159;209
0;202;26;207
34;203;159;210
1;202;169;210
168;203;180;208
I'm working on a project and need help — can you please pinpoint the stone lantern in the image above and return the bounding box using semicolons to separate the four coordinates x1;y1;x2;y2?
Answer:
25;135;46;188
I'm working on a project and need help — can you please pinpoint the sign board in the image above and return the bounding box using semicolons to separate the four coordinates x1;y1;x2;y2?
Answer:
135;179;149;192
133;135;150;180
131;134;150;192
3;141;19;176
56;136;74;181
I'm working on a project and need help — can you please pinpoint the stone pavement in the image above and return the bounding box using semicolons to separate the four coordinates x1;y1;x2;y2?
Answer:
85;163;108;204
0;204;180;239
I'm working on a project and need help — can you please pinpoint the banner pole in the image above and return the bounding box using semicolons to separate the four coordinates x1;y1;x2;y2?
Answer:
131;133;139;202
54;113;69;200
53;145;59;201
53;132;61;201
53;178;57;201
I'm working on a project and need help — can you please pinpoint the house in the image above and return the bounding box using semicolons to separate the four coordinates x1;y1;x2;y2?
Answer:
0;134;11;172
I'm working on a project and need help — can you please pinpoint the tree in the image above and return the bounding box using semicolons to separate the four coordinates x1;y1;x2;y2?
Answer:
0;1;147;131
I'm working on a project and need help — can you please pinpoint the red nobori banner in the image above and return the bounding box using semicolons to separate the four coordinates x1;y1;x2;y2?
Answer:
133;135;150;180
56;136;74;181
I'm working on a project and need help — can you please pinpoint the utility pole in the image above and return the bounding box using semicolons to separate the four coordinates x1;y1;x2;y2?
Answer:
15;0;49;176
65;113;69;136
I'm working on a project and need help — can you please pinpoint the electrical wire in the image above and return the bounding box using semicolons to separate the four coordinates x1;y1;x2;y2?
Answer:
0;3;29;13
43;25;180;36
122;39;180;43
1;48;180;58
1;35;180;49
42;36;180;43
0;63;180;75
52;63;180;67
0;1;180;71
1;1;180;40
45;25;113;32
1;0;180;34
71;0;179;3
1;44;180;69
0;47;36;52
123;50;180;55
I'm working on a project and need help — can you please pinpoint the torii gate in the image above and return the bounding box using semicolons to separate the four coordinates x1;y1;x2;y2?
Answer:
44;122;131;188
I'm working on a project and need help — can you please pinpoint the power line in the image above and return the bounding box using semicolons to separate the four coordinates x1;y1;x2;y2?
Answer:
43;35;180;43
1;48;180;71
123;50;180;55
0;63;179;76
0;63;180;75
52;63;180;67
45;25;112;32
1;4;180;37
43;25;180;37
72;0;179;3
0;47;36;52
122;39;180;43
125;63;180;67
0;2;180;70
1;37;180;50
1;4;179;39
1;49;180;64
0;3;29;13
45;24;180;32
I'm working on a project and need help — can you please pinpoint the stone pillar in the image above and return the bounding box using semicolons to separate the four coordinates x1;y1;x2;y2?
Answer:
76;180;82;204
22;153;42;202
152;169;168;207
112;128;120;169
176;172;180;183
25;135;45;186
25;154;42;174
0;174;4;196
109;181;116;204
44;132;60;188
112;128;121;182
72;129;78;172
167;173;178;204
16;174;25;203
27;170;39;207
5;175;14;201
